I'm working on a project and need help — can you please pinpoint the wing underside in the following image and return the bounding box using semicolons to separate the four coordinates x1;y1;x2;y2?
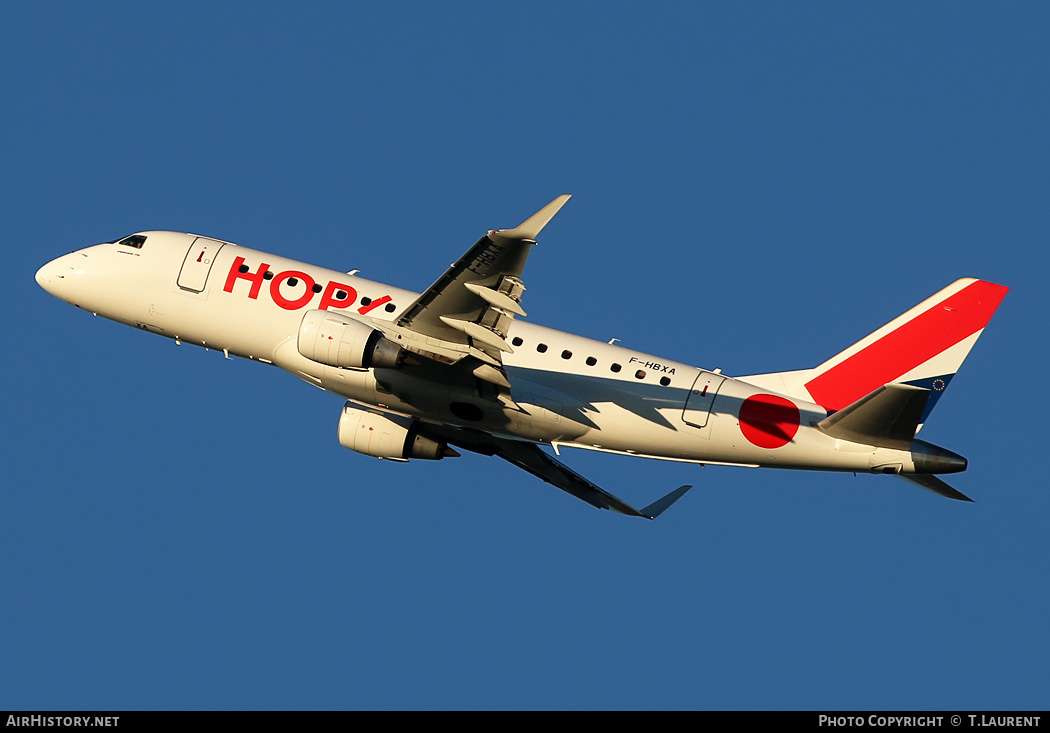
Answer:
423;424;691;518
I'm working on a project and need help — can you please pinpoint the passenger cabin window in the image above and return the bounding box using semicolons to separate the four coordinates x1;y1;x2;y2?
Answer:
117;235;146;249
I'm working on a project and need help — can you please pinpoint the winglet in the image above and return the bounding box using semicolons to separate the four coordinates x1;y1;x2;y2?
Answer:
639;484;693;519
496;194;571;240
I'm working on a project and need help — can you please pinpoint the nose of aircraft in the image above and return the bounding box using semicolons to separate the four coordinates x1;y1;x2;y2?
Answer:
34;262;52;289
36;251;86;298
35;259;60;294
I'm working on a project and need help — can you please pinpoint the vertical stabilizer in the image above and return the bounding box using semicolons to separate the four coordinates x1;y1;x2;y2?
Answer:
803;279;1007;417
739;279;1008;426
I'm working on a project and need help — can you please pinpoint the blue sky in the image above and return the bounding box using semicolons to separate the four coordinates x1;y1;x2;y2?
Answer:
3;2;1048;710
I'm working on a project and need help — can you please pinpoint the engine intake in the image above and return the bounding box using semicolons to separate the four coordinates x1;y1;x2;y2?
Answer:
337;404;458;461
298;309;403;369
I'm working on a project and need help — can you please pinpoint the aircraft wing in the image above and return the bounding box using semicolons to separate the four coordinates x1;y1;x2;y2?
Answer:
426;426;691;518
395;195;571;370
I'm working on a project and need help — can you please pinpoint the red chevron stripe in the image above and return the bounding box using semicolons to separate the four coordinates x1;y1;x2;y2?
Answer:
805;280;1008;411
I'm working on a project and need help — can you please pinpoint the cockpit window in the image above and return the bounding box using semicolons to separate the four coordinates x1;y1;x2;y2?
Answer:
117;235;146;249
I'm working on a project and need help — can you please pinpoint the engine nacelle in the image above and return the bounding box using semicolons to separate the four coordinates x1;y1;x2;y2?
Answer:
337;404;457;461
298;309;403;369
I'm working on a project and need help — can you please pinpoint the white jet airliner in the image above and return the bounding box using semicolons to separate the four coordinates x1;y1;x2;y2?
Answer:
35;196;1008;517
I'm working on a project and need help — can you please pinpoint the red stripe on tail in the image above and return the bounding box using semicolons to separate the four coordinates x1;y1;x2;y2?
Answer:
805;280;1008;412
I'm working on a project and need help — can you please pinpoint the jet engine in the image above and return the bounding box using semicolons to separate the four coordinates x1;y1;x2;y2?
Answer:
337;403;458;461
298;309;404;370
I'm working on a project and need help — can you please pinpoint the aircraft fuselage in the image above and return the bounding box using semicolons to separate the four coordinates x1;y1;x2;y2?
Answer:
36;231;945;480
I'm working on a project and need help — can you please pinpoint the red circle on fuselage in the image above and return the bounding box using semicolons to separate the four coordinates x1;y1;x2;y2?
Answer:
739;394;800;449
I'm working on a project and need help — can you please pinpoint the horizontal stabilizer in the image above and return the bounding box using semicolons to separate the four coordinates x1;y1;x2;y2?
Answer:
899;474;974;502
817;383;930;449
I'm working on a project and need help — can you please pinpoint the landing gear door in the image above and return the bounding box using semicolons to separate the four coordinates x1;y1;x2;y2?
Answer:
683;371;725;428
177;237;225;293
